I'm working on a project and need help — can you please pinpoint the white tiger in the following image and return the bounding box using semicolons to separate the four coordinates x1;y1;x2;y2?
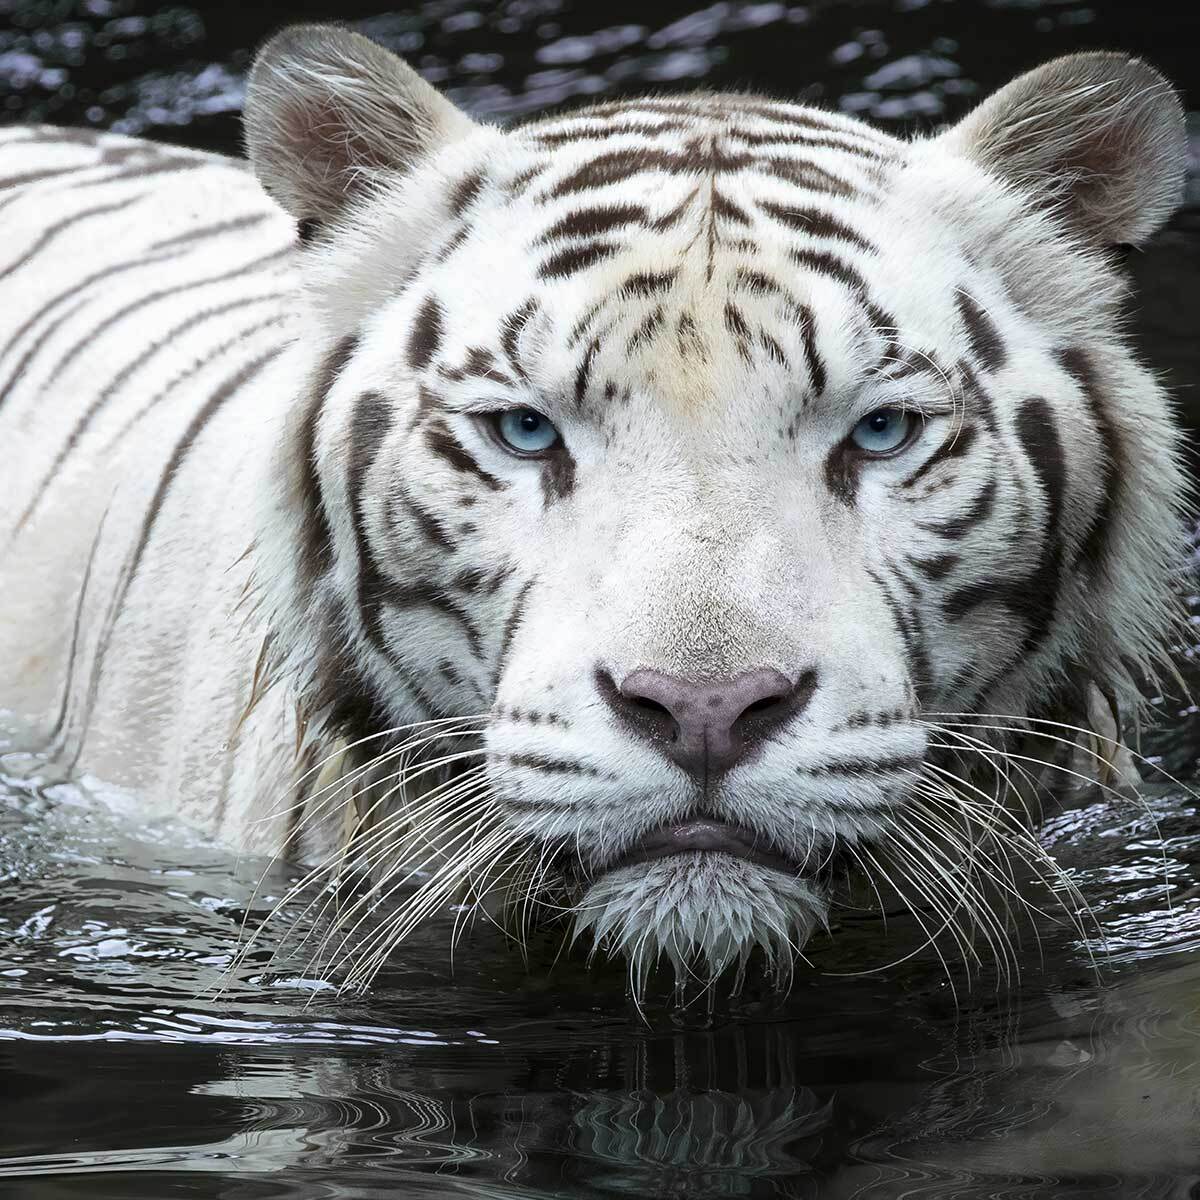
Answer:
0;25;1189;993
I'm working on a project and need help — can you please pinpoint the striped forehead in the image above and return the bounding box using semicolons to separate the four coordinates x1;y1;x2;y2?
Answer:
511;96;900;285
424;100;911;395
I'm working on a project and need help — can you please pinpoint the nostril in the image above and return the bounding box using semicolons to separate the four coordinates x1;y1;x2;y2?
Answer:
734;669;818;736
596;667;682;743
741;693;786;717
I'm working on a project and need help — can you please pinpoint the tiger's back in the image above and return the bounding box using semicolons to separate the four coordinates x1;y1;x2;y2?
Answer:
0;126;302;843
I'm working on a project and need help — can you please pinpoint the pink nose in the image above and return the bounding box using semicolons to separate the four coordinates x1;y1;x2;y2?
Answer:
597;667;817;779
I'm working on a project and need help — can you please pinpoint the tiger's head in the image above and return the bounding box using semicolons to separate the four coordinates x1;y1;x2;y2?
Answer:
245;26;1188;992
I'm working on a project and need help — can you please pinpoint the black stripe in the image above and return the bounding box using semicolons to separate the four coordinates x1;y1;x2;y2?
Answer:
541;447;577;506
348;398;484;660
549;147;691;197
753;158;857;198
867;565;932;695
539;241;617;280
425;420;507;491
348;390;399;653
37;243;292;395
901;424;979;490
0;165;95;190
724;301;753;351
102;314;287;449
500;298;538;378
912;553;959;581
733;268;788;299
574;98;713;119
97;345;287;664
14;298;286;535
438;345;515;386
68;157;208;190
0;194;143;285
148;211;273;251
44;497;112;751
725;101;894;144
797;754;924;777
0;246;189;411
651;187;699;231
0;295;90;414
453;566;489;594
503;753;605;778
297;334;359;589
918;479;997;540
824;442;860;507
757;200;876;253
493;578;535;688
575;336;600;407
536;203;647;244
759;330;788;366
621;268;678;297
797;303;826;396
626;305;665;353
389;581;484;658
533;121;681;146
408;384;446;433
789;247;867;295
407;296;444;371
711;189;752;225
730;126;889;159
956;291;1007;372
1056;347;1118;571
1011;395;1066;653
393;482;457;552
448;168;486;217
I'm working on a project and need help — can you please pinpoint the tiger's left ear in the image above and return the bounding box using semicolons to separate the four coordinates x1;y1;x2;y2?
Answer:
244;24;477;239
938;53;1186;246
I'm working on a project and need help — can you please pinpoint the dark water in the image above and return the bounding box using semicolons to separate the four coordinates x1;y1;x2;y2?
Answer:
3;759;1200;1198
3;1;1200;1196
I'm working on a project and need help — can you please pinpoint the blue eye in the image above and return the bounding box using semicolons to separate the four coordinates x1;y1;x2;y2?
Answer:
850;408;914;455
493;408;560;456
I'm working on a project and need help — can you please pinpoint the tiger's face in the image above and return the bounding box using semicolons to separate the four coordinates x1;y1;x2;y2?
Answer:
248;28;1186;989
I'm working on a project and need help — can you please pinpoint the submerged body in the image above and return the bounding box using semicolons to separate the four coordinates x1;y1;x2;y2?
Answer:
0;31;1189;991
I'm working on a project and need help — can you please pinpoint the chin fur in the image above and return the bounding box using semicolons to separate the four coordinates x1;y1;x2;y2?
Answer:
571;853;828;999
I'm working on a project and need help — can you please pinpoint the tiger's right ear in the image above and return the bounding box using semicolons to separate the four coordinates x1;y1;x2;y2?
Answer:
244;24;477;239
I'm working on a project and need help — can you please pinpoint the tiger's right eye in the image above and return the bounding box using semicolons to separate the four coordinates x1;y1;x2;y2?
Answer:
491;408;561;456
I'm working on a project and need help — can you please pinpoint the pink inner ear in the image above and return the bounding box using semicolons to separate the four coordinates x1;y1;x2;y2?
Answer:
944;54;1185;247
266;90;418;229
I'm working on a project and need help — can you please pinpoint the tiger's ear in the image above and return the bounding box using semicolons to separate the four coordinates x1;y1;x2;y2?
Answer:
244;24;477;238
938;53;1186;246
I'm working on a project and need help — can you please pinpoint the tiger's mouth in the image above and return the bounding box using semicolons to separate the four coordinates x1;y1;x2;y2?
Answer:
602;819;805;877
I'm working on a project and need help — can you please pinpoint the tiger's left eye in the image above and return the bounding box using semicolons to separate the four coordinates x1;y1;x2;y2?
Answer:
492;408;560;456
850;408;914;455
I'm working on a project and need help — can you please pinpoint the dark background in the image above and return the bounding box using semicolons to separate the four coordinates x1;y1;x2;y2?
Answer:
1;0;1198;149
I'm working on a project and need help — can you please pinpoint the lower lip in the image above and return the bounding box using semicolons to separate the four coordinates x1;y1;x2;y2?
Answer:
610;820;801;875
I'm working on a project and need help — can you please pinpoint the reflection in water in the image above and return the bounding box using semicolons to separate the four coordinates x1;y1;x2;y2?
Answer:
1;764;1199;1196
1;0;1199;1195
